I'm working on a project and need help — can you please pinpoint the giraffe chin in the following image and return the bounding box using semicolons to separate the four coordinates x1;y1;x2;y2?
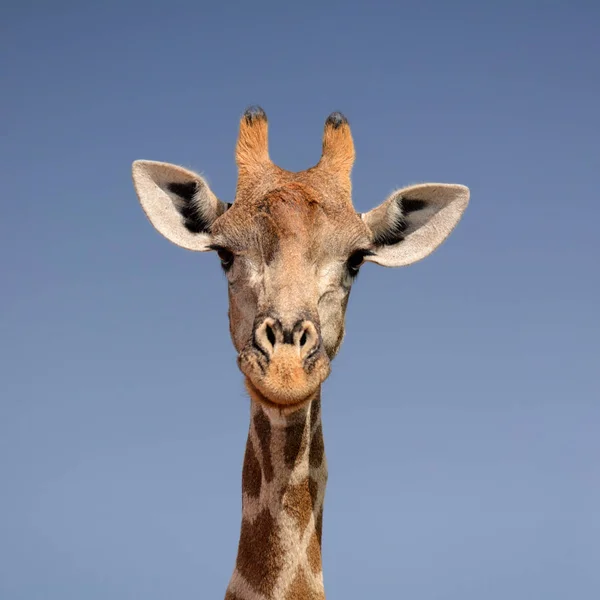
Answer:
239;347;331;412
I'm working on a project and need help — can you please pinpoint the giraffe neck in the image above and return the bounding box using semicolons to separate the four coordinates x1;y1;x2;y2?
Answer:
225;390;328;600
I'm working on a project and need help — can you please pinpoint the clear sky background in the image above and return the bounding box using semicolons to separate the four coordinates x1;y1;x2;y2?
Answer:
1;1;599;598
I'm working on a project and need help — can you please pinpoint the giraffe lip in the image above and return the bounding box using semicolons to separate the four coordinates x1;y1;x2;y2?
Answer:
244;377;314;411
256;390;313;411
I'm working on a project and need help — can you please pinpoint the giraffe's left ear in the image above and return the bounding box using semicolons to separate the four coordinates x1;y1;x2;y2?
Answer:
131;160;229;252
361;183;469;267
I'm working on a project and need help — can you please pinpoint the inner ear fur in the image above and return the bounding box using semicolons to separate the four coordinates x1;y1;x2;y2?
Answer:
131;160;229;252
362;183;469;267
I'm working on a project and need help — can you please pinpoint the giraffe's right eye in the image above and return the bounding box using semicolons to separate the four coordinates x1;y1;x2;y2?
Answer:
216;248;234;271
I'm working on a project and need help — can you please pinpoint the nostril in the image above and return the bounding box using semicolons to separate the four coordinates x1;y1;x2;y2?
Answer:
293;321;320;359
265;324;276;348
300;331;308;348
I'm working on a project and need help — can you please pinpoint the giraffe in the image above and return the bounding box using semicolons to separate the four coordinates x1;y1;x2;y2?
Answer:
131;106;469;599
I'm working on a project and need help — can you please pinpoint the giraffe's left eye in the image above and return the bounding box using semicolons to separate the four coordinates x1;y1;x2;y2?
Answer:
347;250;369;277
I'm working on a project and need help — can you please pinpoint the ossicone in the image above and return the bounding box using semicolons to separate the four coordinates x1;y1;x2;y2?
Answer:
317;111;355;179
236;105;271;174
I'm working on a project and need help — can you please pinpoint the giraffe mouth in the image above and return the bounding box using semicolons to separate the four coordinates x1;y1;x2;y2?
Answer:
243;378;317;412
238;344;331;409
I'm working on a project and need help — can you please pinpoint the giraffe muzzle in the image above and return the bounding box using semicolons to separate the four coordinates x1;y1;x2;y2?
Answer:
238;316;331;408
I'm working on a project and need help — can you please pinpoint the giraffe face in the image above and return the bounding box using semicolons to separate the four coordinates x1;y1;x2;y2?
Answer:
131;107;470;411
209;181;372;408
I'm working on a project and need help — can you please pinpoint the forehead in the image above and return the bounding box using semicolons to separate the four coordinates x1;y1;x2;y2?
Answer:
212;182;371;258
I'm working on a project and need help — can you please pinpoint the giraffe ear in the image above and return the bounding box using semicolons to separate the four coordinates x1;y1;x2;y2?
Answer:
131;160;229;251
361;183;469;267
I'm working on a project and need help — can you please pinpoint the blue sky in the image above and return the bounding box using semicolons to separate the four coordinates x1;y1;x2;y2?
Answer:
1;1;598;598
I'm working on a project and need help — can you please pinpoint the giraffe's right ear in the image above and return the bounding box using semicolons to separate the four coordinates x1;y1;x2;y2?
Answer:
131;160;229;251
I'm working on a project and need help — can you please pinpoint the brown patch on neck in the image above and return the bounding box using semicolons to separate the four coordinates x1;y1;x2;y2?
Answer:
253;407;274;482
307;529;323;574
283;479;314;534
315;505;324;543
310;397;321;430
235;508;283;596
241;435;261;499
309;398;326;545
309;423;324;469
284;414;308;468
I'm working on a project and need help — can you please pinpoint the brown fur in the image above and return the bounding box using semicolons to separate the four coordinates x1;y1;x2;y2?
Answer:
241;436;261;499
282;479;314;534
235;508;283;595
314;506;324;543
306;530;322;574
253;408;274;483
284;417;308;468
309;424;324;468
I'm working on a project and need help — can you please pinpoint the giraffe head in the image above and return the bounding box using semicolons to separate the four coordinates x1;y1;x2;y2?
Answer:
132;107;469;411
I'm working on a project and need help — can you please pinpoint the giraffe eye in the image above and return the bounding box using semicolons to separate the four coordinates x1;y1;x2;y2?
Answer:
216;248;234;271
347;250;368;277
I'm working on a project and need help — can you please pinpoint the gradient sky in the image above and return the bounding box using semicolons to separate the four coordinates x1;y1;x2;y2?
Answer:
1;1;599;598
